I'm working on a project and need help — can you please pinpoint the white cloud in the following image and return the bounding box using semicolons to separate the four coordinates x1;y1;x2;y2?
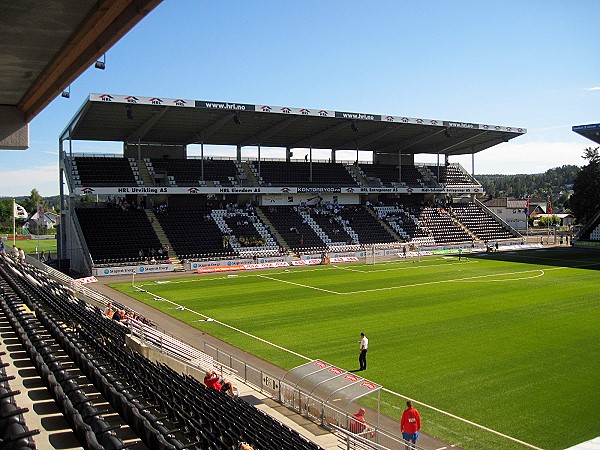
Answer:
0;164;59;197
585;87;600;91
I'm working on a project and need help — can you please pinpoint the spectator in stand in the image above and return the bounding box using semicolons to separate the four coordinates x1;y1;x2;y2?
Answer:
400;401;421;449
0;240;4;254
204;370;235;396
237;443;254;450
12;245;18;260
18;248;25;264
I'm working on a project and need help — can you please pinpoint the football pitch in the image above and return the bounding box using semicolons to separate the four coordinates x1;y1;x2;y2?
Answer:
110;248;600;450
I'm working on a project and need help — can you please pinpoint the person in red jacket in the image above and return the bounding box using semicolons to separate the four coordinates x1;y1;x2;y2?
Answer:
204;370;234;396
400;400;421;449
349;407;367;434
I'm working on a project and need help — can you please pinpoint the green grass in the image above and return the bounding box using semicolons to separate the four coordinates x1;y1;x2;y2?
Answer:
110;248;600;450
3;237;57;255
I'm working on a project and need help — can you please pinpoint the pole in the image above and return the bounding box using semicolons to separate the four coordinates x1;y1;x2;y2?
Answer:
12;199;16;246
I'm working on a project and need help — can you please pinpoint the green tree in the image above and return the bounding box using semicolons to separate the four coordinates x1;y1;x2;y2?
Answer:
568;147;600;224
23;188;45;213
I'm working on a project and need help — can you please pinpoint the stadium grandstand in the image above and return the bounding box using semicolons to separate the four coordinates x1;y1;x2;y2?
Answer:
57;93;527;276
572;123;600;248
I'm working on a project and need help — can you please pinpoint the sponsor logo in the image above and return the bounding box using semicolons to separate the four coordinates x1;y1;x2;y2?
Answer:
104;269;109;274
314;361;328;368
203;102;248;110
125;96;138;103
297;187;341;193
329;367;343;375
280;187;290;193
81;187;95;195
139;266;145;272
344;374;359;382
318;110;329;116
300;108;310;115
430;120;438;125
280;107;291;113
483;124;489;129
416;118;423;124
173;99;187;106
445;121;477;129
338;112;377;120
346;187;354;193
149;97;163;105
400;117;409;122
386;115;394;121
360;381;377;390
188;187;199;193
99;94;114;101
260;105;272;112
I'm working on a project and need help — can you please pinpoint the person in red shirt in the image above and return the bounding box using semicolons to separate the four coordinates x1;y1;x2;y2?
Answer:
204;370;234;396
400;400;421;449
349;407;367;434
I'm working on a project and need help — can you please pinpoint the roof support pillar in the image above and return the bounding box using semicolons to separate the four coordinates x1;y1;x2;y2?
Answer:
237;145;242;162
257;145;261;182
398;149;402;184
286;147;291;163
472;150;475;176
330;149;336;164
309;145;313;182
201;142;205;181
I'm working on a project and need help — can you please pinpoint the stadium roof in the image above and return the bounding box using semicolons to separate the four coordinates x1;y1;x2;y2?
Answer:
61;94;527;157
0;1;161;150
573;123;600;145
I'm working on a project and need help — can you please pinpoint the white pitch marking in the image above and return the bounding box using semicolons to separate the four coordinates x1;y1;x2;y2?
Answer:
256;274;342;295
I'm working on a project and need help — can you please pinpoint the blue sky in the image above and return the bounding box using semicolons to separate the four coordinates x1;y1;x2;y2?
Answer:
3;0;599;196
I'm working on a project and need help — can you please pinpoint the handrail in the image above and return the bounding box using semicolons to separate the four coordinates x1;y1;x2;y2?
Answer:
474;198;522;238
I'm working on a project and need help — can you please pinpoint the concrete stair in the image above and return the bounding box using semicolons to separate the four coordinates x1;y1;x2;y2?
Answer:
366;206;403;241
137;158;154;186
255;207;295;255
145;209;185;271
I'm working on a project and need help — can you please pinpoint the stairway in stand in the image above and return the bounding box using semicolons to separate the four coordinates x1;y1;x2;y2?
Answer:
145;209;185;271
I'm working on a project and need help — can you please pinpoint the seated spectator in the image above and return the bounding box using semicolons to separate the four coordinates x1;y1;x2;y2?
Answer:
204;370;235;396
238;443;254;450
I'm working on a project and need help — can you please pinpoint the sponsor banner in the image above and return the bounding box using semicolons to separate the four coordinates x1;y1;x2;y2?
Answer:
573;123;600;131
255;105;335;118
292;259;322;266
242;261;290;270
335;111;381;121
479;123;526;133
90;93;194;107
187;256;290;271
196;100;255;111
443;120;478;129
197;265;245;273
94;264;174;277
330;256;359;263
383;116;443;126
74;185;483;196
74;276;98;284
297;187;342;194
